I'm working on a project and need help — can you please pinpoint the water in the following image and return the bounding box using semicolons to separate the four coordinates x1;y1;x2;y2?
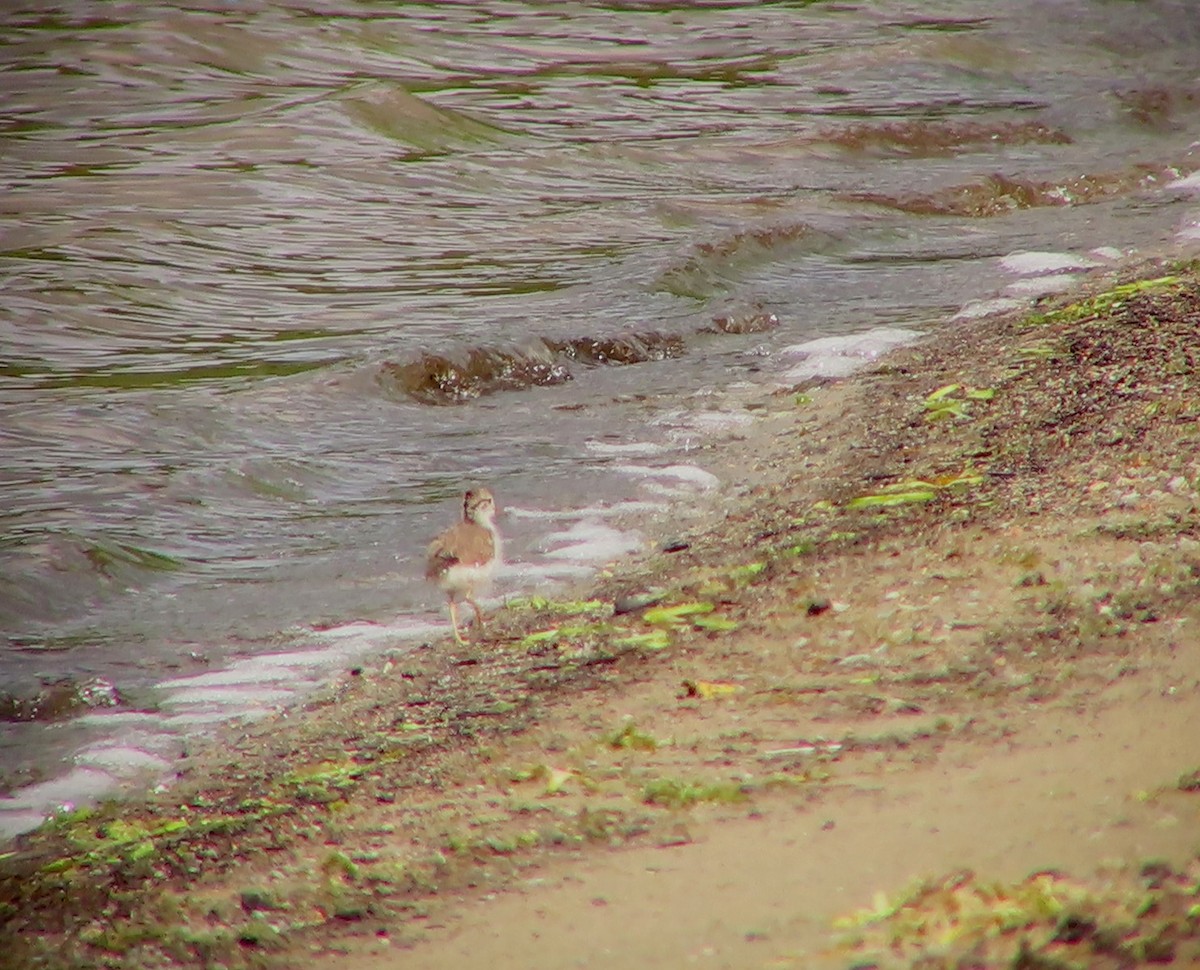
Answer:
2;0;1199;837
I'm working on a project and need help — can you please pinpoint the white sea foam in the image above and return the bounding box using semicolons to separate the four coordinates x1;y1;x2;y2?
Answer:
74;710;162;728
1004;274;1079;297
235;648;342;669
0;809;56;841
1166;171;1200;194
612;463;721;491
953;297;1026;321
777;327;921;381
1000;251;1101;275
158;685;294;711
542;519;644;563
584;440;666;457
76;744;173;774
505;500;666;521
309;617;441;646
654;409;755;435
1177;218;1200;241
0;767;117;811
157;665;301;691
0;767;118;840
152;624;428;719
515;560;596;582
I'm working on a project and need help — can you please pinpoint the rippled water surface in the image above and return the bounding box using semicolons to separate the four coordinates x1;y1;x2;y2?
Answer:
3;0;1199;834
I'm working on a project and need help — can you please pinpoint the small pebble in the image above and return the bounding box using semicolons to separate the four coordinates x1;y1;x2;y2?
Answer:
613;592;666;615
806;598;832;616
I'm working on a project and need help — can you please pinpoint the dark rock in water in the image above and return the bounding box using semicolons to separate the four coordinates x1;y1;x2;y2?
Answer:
0;676;122;723
383;329;687;405
546;331;685;365
382;344;572;405
613;591;667;615
709;309;780;334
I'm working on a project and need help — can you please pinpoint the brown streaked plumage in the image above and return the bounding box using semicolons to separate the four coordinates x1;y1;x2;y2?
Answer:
425;488;500;644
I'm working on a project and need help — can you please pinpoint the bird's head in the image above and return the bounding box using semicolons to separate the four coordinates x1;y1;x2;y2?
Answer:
463;487;498;527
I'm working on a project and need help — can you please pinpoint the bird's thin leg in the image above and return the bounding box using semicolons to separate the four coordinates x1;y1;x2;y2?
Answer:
466;596;486;629
448;599;466;644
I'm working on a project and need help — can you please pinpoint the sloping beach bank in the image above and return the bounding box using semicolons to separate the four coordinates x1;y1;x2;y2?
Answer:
3;258;1199;970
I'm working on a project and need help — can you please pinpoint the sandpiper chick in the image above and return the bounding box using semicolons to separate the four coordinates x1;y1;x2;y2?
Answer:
425;488;501;644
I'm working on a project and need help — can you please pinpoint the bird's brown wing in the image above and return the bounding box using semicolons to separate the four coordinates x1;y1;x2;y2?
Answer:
425;523;494;580
424;542;457;581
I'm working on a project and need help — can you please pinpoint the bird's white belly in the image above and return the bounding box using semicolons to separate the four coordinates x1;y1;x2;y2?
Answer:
438;560;496;596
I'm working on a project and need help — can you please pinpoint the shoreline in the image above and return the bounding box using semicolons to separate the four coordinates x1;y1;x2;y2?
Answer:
3;256;1199;969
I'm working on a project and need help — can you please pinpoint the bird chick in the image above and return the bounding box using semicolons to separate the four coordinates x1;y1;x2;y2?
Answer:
425;488;500;644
